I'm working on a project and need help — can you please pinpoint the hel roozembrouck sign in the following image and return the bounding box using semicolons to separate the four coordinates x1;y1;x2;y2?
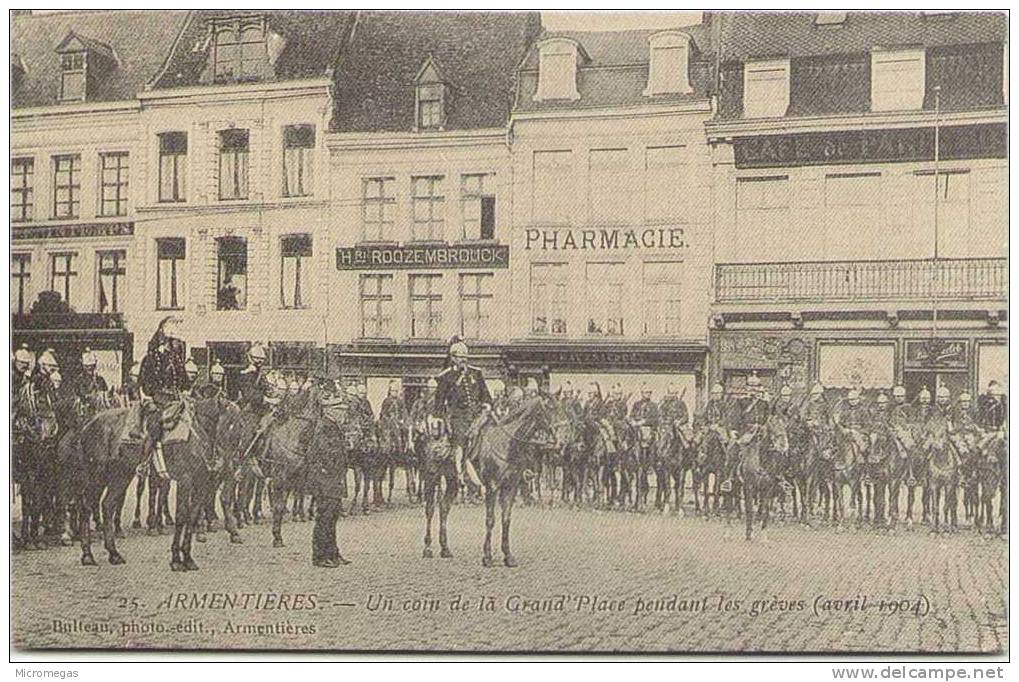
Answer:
336;243;510;270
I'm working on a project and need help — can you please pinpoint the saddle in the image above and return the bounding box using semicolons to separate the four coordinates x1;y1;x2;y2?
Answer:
120;402;146;445
161;400;193;445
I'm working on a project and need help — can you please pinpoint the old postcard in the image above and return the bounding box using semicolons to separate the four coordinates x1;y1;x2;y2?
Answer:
9;9;1007;656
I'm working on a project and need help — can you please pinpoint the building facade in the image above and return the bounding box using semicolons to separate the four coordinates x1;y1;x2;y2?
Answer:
705;11;1008;399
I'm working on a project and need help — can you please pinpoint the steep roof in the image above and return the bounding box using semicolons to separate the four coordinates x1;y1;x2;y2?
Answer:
514;25;714;114
717;11;1008;62
11;10;189;108
151;10;357;89
330;11;542;133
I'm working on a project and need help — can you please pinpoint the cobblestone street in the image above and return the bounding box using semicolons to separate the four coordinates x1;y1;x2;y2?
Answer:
11;498;1007;654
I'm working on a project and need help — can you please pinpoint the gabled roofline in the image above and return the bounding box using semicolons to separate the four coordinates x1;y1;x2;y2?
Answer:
145;10;195;90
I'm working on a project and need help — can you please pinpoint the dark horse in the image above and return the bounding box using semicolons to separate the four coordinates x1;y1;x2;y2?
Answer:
737;414;788;541
474;398;554;567
418;415;459;559
12;381;62;550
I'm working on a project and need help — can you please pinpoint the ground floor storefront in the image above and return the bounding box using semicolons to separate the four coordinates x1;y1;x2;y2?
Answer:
12;312;134;388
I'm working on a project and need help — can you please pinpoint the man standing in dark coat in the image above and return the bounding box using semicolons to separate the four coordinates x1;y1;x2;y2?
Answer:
308;381;351;568
978;380;1007;431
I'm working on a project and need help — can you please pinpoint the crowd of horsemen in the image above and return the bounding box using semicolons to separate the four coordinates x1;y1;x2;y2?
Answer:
11;321;1011;557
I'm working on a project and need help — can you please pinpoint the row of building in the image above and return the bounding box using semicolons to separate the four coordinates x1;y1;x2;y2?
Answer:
11;10;1008;412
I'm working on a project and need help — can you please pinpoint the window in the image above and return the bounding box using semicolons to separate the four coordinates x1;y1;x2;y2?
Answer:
743;59;790;118
533;150;572;224
645;32;691;96
530;262;569;335
359;274;393;337
825;173;881;207
99;152;129;217
589;149;631;223
417;83;445;130
158;132;187;203
535;41;579;101
156;238;185;310
96;250;126;313
50;253;77;306
60;52;86;101
815;11;847;26
11;254;30;315
586;262;625;336
871;49;925;112
461;173;496;240
459;273;494;339
643;262;682;336
362;177;396;241
212;17;265;82
280;234;312;309
645;146;687;222
11;158;33;222
283;124;314;198
216;237;247;310
736;176;790;210
409;274;443;338
412;176;445;241
914;170;971;239
53;154;81;218
219;129;250;200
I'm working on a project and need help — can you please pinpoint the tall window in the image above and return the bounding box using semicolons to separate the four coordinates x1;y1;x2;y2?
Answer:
743;60;791;118
11;254;30;315
96;250;126;313
645;146;687;222
533;150;572;224
280;234;312;309
412;176;445;241
60;52;86;101
362;177;395;241
459;273;493;339
586;262;625;336
283;124;315;198
409;274;443;338
213;18;265;82
156;238;185;310
871;49;925;112
531;262;569;335
158;132;187;203
11;158;33;222
535;41;579;101
359;274;393;338
216;237;247;310
417;83;445;130
645;33;691;95
914;170;971;241
589;148;630;223
219;129;250;200
99;152;129;217
50;253;77;306
53;154;81;219
461;173;496;240
643;262;682;336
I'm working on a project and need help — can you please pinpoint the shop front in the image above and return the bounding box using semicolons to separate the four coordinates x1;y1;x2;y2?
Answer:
12;311;133;388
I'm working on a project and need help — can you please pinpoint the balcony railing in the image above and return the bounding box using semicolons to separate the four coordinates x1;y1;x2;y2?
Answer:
715;257;1007;304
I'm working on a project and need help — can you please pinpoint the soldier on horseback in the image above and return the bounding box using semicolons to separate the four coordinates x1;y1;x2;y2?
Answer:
833;388;870;461
720;373;769;492
977;380;1007;431
11;344;34;400
70;348;110;419
434;339;492;487
192;361;227;400
629;384;659;452
772;384;795;418
137;316;190;479
237;343;270;412
119;362;143;406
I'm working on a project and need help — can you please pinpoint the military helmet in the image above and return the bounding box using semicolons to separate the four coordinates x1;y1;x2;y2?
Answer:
847;388;860;401
641;383;652;397
780;385;792;398
81;347;98;367
959;392;972;403
919;387;932;403
810;382;825;397
876;392;889;405
210;361;225;378
288;376;301;395
893;385;906;399
509;386;524;401
49;369;62;389
38;348;59;373
449;340;469;359
184;358;199;377
746;373;761;388
356;383;367;397
710;383;724;396
426;377;439;390
13;344;33;370
248;342;267;362
936;385;950;402
525;377;539;394
388;379;401;396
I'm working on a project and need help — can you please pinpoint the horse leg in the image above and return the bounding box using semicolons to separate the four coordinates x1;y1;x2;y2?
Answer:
482;484;496;567
422;477;435;558
500;484;518;567
131;469;146;529
180;478;204;571
744;481;754;541
271;482;287;548
220;475;243;544
103;471;132;565
79;485;99;566
439;474;456;559
252;478;265;524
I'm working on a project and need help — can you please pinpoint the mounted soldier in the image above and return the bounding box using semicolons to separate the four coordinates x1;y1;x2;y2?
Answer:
237;342;270;414
434;339;492;486
833;388;870;460
886;385;916;459
977;380;1007;432
182;358;200;395
800;382;830;428
192;361;227;400
772;384;795;418
11;344;34;401
951;392;979;434
119;362;143;406
914;387;935;425
582;382;615;456
660;384;690;432
629;384;659;452
933;386;953;421
71;347;111;420
721;374;769;491
137;316;190;479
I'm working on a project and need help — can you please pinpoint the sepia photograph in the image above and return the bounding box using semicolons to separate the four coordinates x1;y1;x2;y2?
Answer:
7;8;1009;660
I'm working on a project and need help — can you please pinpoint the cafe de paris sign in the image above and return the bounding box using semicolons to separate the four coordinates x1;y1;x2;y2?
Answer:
524;227;687;251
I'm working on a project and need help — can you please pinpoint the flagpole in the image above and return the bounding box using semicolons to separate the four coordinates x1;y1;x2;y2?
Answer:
930;86;942;394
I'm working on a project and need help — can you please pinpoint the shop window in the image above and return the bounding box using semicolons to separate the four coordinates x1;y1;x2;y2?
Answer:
279;234;312;309
412;176;445;241
459;273;493;340
96;250;126;313
363;177;396;242
817;343;895;389
409;274;443;338
216;237;247;310
156;238;185;310
359;274;393;338
218;129;250;201
530;262;568;335
53;154;81;219
99;152;129;217
158;132;187;203
586;262;625;336
11;254;31;315
11;157;33;223
283;124;314;198
461;173;496;240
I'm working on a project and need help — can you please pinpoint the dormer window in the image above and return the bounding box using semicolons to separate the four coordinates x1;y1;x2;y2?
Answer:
644;31;692;96
534;39;581;102
815;12;847;26
212;17;267;83
59;52;86;101
743;59;790;118
871;48;925;111
415;57;446;130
